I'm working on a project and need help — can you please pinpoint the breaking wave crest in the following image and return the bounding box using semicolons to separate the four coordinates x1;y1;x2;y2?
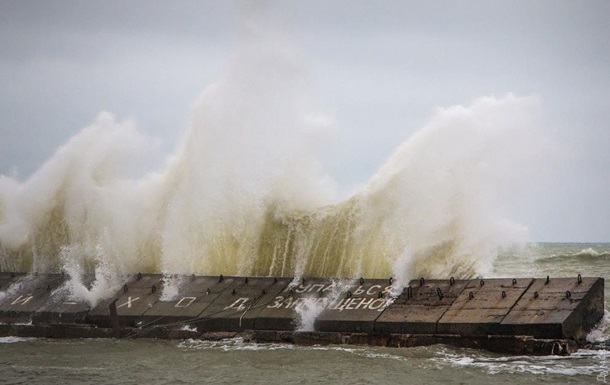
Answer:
537;248;610;264
434;347;610;379
0;5;538;303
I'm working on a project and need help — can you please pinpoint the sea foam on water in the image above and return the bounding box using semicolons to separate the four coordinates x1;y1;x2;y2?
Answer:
0;4;541;306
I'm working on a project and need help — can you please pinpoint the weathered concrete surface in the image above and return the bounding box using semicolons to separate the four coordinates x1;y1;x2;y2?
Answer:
253;277;394;332
254;277;330;331
0;273;604;354
0;273;90;324
500;276;604;340
315;278;394;333
0;323;116;339
375;278;470;334
88;274;164;327
141;275;236;327
196;276;291;332
436;278;533;336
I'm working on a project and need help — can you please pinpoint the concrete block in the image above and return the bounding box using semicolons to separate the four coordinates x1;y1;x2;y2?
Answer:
254;277;332;331
500;276;604;340
0;273;90;324
375;278;469;334
141;275;237;326
197;276;291;332
437;278;533;336
315;278;394;333
88;274;163;327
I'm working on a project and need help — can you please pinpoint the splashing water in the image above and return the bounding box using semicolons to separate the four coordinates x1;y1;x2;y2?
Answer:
587;309;610;344
0;6;541;304
294;279;354;332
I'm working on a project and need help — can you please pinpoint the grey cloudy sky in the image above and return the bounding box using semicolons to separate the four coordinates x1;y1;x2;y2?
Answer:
0;1;609;242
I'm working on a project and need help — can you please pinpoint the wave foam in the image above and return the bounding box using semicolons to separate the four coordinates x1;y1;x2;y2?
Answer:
435;347;610;378
0;5;539;306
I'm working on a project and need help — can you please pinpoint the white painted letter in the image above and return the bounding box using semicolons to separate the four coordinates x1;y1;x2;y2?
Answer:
224;298;250;311
345;298;361;310
175;297;196;308
11;295;33;306
267;296;284;309
366;285;382;296
309;284;325;293
357;298;374;310
117;296;140;309
354;285;366;295
332;298;348;312
368;298;387;310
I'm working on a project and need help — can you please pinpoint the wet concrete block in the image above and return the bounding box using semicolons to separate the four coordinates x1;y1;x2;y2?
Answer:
88;274;163;327
0;274;90;324
0;272;24;320
135;324;202;339
291;330;347;345
197;277;291;332
0;273;64;323
0;271;603;354
315;278;394;333
141;275;237;326
437;278;534;336
253;278;331;331
245;330;295;343
375;278;470;334
199;331;241;341
500;276;604;340
1;324;115;339
32;300;92;325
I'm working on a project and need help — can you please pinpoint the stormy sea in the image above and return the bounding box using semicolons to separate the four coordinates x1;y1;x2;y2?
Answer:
1;6;608;385
0;244;607;384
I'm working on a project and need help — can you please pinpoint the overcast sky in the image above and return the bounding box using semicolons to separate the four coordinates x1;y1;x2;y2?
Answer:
1;1;609;242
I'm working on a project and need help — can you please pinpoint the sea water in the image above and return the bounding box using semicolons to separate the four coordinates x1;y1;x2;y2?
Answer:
0;243;609;385
0;4;606;383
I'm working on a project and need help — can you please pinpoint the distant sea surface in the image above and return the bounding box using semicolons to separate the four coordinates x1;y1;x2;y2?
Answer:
1;242;609;385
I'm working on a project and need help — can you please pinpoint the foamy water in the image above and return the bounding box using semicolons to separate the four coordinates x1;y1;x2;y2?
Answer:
3;314;610;385
0;336;34;344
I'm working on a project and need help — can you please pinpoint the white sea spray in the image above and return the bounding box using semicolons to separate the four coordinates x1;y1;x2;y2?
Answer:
0;4;540;309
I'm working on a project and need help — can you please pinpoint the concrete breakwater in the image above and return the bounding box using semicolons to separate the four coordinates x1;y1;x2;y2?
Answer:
0;272;603;355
